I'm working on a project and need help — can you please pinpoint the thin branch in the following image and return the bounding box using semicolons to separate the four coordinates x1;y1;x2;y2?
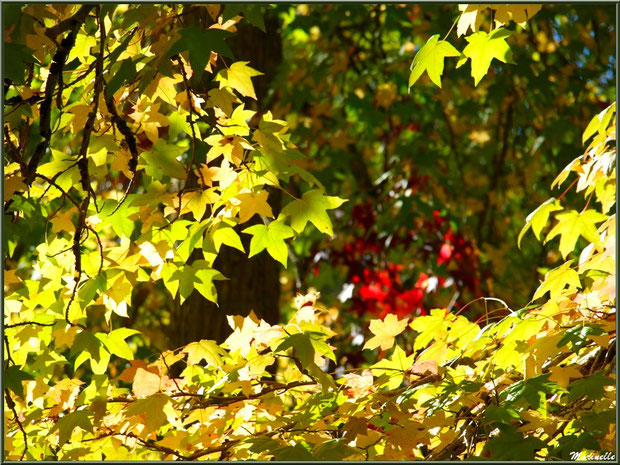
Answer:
24;5;94;186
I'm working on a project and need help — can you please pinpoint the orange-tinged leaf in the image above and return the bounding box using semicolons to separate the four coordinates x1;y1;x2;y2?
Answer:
342;369;374;398
409;360;438;377
133;367;166;398
4;175;26;200
548;365;582;388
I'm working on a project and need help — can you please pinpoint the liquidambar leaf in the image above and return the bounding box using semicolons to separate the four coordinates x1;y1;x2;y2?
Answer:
409;34;460;88
457;28;516;85
280;189;346;237
517;198;562;248
363;314;409;351
545;209;607;258
533;261;581;300
243;220;295;267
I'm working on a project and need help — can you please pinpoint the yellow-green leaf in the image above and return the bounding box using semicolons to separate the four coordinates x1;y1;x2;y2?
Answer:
280;189;346;237
545;210;607;258
518;198;562;248
533;261;581;300
409;34;460;88
458;28;515;86
243;220;295;267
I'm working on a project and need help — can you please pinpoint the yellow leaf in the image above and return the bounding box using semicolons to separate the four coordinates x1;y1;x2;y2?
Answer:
152;75;180;106
235;191;274;223
67;104;92;134
533;261;581;301
491;4;542;27
207;87;240;116
363;314;408;351
457;4;487;37
183;340;226;367
51;209;76;234
4;175;26;200
215;61;263;100
545;210;607;258
548;365;582;388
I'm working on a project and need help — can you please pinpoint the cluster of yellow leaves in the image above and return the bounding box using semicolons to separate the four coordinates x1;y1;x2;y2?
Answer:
411;5;542;87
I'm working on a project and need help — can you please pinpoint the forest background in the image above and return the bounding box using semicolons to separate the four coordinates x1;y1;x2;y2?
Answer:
2;2;617;461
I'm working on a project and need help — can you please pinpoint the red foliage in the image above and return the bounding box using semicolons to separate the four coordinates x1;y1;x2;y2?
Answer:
311;177;484;320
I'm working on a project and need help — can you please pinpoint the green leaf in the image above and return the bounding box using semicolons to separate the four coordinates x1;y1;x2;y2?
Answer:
168;28;233;81
313;439;357;461
517;198;562;248
408;34;460;88
457;28;516;85
532;261;581;301
272;444;314;461
568;371;614;402
550;433;601;460
4;366;34;398
105;59;137;98
500;374;564;410
370;345;414;390
50;410;94;446
275;333;315;367
4;43;36;83
169;260;225;304
223;4;266;32
483;425;547;460
582;104;615;144
71;331;111;375
557;325;604;351
243;220;295;267
212;224;245;253
140;140;187;181
545;210;607;258
280;189;346;237
101;197;139;239
78;273;108;304
482;405;521;425
96;328;140;361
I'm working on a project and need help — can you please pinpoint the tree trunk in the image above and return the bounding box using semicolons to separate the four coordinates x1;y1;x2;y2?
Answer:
168;10;283;347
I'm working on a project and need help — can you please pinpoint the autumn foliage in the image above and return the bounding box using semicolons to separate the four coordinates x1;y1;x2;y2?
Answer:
3;3;616;461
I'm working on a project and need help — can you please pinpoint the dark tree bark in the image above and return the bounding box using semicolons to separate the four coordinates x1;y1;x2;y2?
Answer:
168;9;284;347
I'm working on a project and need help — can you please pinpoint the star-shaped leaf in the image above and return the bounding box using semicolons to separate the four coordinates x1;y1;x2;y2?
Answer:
243;220;295;267
457;28;516;85
370;344;414;390
280;189;346;237
545;210;607;258
518;198;562;248
235;191;274;223
183;339;227;367
363;314;409;351
533;261;581;300
215;61;263;100
409;34;460;88
168;28;233;81
140;140;187;180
